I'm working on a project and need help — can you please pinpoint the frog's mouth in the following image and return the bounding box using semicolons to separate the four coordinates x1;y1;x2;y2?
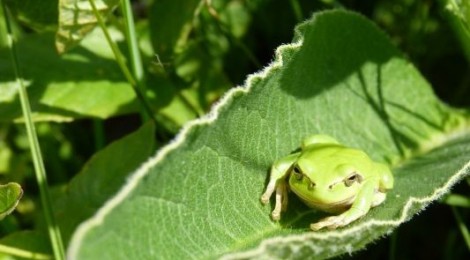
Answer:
291;190;355;213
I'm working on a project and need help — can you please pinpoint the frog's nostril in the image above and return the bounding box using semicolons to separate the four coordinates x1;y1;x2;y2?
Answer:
308;182;316;190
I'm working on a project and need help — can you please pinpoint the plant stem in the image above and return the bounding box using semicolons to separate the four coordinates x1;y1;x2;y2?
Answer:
120;0;163;140
120;0;145;90
0;2;65;260
451;206;470;250
289;0;303;22
0;244;52;260
88;0;155;123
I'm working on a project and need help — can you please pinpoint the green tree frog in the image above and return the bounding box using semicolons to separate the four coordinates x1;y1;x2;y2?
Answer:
261;135;393;230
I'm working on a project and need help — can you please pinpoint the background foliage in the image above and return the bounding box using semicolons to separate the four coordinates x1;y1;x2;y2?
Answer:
0;0;469;259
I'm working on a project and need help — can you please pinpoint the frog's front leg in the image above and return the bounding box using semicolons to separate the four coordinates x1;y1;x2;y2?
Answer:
261;153;299;221
310;179;379;230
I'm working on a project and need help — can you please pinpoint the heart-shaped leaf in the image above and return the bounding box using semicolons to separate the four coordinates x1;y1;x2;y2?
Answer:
67;10;470;259
0;182;23;220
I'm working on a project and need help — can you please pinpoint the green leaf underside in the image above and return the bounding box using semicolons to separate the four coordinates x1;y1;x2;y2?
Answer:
68;10;470;259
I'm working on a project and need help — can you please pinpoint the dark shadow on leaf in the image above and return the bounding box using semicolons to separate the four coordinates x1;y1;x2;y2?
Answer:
279;194;325;230
279;12;398;98
384;101;450;131
354;67;411;156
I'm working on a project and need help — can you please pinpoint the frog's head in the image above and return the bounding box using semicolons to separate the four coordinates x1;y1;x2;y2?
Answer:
288;157;366;212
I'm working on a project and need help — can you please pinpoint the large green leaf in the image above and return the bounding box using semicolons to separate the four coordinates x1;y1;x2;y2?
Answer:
67;10;470;259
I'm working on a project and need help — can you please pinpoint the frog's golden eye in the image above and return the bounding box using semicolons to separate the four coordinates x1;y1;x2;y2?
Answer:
292;165;303;180
344;173;363;187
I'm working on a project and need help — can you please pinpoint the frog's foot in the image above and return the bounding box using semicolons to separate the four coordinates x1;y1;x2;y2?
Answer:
310;207;367;230
261;179;276;205
261;179;288;221
271;182;288;221
371;192;386;207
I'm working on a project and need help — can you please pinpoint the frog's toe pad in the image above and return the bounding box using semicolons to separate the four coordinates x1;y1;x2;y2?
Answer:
310;215;348;230
271;211;281;221
260;195;269;204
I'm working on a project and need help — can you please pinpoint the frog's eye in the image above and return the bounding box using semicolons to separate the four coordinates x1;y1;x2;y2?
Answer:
292;165;303;180
344;173;363;187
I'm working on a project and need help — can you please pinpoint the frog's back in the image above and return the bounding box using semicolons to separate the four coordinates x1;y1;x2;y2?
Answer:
299;144;373;172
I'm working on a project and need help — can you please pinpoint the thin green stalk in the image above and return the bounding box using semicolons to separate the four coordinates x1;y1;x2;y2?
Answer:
451;206;470;250
88;0;155;123
0;2;65;260
120;0;145;89
119;0;160;135
289;0;303;22
0;244;51;260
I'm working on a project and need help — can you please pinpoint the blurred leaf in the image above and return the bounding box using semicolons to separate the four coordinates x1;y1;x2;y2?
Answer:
3;0;58;31
0;231;52;259
56;0;120;53
148;0;200;60
439;0;470;61
54;122;155;244
67;11;470;259
443;193;470;207
214;0;252;38
0;182;22;220
0;29;137;123
0;142;12;174
0;19;209;129
148;1;239;129
173;40;232;109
